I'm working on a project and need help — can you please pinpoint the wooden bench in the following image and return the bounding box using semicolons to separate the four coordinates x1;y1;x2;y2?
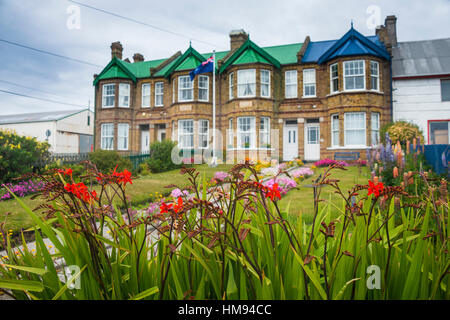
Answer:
334;151;360;161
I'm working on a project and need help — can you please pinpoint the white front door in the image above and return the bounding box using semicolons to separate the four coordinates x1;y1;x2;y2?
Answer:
283;124;298;161
304;123;320;161
141;130;150;153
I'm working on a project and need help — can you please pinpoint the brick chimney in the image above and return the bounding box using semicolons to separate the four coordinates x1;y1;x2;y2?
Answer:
133;53;144;63
385;15;397;47
111;41;123;60
229;29;248;51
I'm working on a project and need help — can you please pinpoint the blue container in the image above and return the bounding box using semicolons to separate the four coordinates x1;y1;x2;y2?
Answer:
424;145;450;175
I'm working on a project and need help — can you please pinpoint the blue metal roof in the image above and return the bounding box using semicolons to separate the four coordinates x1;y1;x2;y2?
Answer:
302;26;389;64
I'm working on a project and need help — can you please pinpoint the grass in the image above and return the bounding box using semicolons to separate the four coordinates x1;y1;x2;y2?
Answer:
279;165;370;223
0;164;232;232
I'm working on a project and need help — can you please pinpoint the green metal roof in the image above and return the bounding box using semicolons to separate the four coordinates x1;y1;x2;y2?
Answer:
94;41;303;84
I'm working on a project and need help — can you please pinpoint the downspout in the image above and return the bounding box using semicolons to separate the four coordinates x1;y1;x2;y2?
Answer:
93;84;97;151
389;59;393;123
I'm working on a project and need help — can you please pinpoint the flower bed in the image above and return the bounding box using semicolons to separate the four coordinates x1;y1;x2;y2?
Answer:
0;179;45;201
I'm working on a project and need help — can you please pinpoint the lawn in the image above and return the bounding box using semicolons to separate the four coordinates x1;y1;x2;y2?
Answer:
0;164;233;232
279;165;370;223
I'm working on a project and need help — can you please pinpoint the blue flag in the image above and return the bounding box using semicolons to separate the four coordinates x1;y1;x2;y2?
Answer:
189;56;214;81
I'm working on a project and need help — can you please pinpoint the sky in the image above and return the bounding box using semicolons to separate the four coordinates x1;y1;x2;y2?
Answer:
0;0;449;116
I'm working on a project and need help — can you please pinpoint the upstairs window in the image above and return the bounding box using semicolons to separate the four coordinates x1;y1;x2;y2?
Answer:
101;123;114;150
198;75;209;102
198;119;209;149
102;84;115;108
178;76;193;102
142;83;151;108
229;72;234;100
118;83;130;108
155;82;164;106
370;61;380;91
237;69;256;97
344;60;365;91
260;70;270;98
117;123;129;151
330;63;339;93
178;119;194;149
303;69;316;97
441;79;450;102
285;70;297;98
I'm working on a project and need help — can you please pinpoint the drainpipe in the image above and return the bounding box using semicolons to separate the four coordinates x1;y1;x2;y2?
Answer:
93;85;97;151
389;59;393;123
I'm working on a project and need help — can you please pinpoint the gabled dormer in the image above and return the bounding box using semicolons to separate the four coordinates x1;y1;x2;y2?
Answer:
162;45;207;79
93;56;137;86
316;25;390;65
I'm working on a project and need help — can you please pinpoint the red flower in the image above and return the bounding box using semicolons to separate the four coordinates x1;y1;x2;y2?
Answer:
173;197;183;213
265;183;281;201
64;182;97;203
368;180;384;198
160;197;184;215
112;166;133;186
159;202;173;214
58;168;73;176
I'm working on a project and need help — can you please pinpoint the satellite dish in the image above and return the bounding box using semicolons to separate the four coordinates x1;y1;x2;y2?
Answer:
45;129;51;138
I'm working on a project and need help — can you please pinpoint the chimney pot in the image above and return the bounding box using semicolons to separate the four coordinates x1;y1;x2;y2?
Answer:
111;41;123;60
133;53;144;63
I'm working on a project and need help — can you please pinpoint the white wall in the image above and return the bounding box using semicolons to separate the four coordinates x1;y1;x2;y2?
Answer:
393;78;450;144
0;121;58;152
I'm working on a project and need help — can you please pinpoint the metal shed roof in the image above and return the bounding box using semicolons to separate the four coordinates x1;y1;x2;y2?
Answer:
0;109;89;125
392;38;450;78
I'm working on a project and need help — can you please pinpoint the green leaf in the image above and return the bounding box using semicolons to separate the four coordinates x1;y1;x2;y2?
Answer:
2;264;47;276
130;286;159;300
0;279;44;292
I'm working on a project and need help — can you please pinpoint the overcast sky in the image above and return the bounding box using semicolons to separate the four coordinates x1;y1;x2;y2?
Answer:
0;0;449;116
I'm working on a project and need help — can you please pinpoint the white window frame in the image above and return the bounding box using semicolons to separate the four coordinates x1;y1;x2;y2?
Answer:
117;123;129;151
172;78;176;103
178;75;194;102
370;61;380;91
285;70;298;98
371;112;380;146
178;119;194;149
260;70;271;98
303;69;316;97
237;117;256;149
330;63;339;93
331;114;340;147
198;119;209;149
198;75;209;102
260;117;270;148
141;83;151;108
229;72;234;100
237;69;256;98
118;83;130;108
101;123;114;150
155;82;164;107
344;112;366;147
344;60;366;91
102;84;115;108
228;118;234;148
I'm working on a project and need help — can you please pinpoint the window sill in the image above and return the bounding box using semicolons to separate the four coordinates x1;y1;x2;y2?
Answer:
326;146;369;150
227;148;275;151
326;90;384;97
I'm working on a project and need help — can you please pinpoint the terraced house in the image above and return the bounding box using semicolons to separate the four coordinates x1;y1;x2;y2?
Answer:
93;16;398;162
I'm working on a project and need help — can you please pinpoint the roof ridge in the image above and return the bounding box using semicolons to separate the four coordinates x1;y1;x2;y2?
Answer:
398;37;450;44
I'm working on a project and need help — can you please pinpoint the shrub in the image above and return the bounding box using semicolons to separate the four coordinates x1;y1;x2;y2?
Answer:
381;121;424;146
147;140;180;173
88;150;132;173
0;129;50;183
1;164;448;300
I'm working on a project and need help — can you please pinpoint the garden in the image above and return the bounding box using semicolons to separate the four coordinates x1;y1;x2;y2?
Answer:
0;126;448;300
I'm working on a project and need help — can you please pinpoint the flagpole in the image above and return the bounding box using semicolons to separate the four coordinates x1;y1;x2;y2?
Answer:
211;50;217;167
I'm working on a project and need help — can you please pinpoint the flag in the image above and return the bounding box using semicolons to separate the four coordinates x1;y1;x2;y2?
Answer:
189;56;214;81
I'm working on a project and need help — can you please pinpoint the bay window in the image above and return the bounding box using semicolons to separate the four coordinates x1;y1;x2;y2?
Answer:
155;82;164;106
142;83;151;108
178;76;193;102
303;69;316;97
198;119;209;149
237;117;256;149
260;117;270;148
370;61;379;91
102;84;115;108
371;113;380;145
237;69;256;97
285;70;297;98
229;72;234;100
330;63;339;93
344;112;366;147
344;60;365;91
178;119;194;149
198;75;209;102
101;123;114;150
331;114;339;147
118;83;130;108
117;123;129;150
260;70;270;98
228;118;234;148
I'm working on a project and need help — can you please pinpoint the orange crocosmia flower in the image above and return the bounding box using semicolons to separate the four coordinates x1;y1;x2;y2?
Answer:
173;197;183;213
265;183;281;201
159;202;173;214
